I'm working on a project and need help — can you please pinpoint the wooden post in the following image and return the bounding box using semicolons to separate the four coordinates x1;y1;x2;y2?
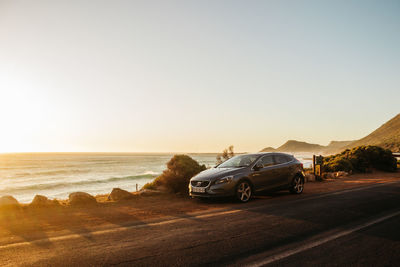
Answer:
313;155;316;175
136;184;138;192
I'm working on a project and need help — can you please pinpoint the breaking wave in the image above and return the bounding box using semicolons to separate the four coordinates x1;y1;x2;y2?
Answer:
0;173;158;193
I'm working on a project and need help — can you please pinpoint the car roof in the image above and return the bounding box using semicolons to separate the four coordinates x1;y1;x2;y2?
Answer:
239;152;293;157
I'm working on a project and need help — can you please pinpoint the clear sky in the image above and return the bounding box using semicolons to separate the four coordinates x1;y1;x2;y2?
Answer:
0;0;399;153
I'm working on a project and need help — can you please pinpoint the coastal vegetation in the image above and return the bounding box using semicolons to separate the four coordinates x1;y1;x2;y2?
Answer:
216;145;235;165
322;146;397;173
143;155;206;194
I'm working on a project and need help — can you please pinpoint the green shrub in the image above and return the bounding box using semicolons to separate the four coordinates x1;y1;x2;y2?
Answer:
323;156;353;172
143;155;206;194
323;146;397;173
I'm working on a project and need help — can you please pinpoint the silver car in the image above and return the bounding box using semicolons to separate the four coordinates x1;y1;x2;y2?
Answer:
189;152;304;202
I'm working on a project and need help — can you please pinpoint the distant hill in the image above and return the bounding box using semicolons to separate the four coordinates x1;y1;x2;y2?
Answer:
277;140;324;152
259;147;276;152
344;113;400;152
260;113;400;154
261;140;325;153
322;140;354;154
260;140;354;154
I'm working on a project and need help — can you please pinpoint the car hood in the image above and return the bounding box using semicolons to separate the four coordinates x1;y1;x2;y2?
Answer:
191;167;245;181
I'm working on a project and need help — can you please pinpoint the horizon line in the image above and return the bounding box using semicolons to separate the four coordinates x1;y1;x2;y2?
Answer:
0;151;251;155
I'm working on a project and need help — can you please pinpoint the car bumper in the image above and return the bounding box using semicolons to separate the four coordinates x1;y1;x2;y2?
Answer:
189;181;236;198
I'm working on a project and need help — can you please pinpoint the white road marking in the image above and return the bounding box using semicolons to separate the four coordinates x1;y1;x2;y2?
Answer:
247;210;400;267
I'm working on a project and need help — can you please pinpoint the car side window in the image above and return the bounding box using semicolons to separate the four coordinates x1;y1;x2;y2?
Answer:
275;155;289;164
261;155;275;167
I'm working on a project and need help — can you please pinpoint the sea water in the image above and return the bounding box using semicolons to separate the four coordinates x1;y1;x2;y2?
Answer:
0;152;313;203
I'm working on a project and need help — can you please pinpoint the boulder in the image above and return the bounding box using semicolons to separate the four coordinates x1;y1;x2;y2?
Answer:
323;172;335;179
138;189;161;197
304;173;315;182
0;195;20;209
108;188;135;201
68;192;97;206
335;171;349;178
30;195;59;207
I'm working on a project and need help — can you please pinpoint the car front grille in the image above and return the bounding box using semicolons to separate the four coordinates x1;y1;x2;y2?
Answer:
191;181;210;187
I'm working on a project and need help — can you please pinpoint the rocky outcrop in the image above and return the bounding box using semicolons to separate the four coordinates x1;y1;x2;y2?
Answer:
322;171;350;179
108;188;135;201
30;195;59;207
138;189;162;197
68;192;97;206
304;173;316;182
335;171;349;178
0;195;20;209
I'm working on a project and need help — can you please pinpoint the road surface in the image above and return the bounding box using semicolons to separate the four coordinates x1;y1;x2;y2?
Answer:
1;181;399;266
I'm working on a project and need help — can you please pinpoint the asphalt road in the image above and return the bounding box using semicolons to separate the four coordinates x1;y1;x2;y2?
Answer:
1;181;399;266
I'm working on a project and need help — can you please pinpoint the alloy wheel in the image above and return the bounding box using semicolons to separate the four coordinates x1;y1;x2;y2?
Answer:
293;176;304;194
236;181;252;202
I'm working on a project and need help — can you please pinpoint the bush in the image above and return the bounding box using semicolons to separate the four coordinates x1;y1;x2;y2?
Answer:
216;145;234;165
143;155;206;194
323;146;397;173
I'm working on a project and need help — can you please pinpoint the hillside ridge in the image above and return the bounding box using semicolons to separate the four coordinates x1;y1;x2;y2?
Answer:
260;113;400;154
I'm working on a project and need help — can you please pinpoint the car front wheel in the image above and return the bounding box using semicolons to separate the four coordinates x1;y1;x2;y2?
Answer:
236;181;252;203
290;175;304;194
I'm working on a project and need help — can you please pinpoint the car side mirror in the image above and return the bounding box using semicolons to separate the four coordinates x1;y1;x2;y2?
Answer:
253;162;263;171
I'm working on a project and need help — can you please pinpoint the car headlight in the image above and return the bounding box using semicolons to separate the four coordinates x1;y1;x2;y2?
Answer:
215;176;233;185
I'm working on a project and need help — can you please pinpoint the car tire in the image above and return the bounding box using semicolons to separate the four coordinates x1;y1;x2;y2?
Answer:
236;180;252;203
290;175;304;194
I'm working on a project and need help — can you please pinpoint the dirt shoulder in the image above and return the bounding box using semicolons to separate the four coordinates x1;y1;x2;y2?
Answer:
0;171;399;246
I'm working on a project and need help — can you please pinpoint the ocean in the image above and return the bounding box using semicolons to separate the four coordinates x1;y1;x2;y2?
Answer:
0;152;313;203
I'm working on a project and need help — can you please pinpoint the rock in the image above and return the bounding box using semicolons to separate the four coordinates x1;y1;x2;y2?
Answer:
305;173;315;182
0;195;20;209
30;195;59;207
68;192;97;206
108;188;135;201
138;189;161;197
323;172;335;179
335;171;349;178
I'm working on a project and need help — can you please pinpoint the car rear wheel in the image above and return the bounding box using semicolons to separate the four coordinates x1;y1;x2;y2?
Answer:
290;175;304;194
236;181;252;203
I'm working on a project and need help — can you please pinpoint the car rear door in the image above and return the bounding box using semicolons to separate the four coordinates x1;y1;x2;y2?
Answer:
250;155;280;191
273;154;292;187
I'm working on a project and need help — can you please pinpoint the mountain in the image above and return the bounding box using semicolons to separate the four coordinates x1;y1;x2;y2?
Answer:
344;113;400;152
277;140;324;153
260;140;353;154
259;147;276;152
277;140;324;152
322;140;354;154
260;113;400;154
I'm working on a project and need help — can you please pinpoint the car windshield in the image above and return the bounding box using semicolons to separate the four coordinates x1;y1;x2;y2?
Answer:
218;154;259;168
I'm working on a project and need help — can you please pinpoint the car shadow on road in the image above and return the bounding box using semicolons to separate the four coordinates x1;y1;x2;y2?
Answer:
0;207;52;248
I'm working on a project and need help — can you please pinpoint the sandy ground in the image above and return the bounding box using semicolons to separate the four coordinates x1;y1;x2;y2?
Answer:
0;171;399;247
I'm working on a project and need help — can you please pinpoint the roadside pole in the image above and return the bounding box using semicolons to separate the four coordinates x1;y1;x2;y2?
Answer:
313;155;323;181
